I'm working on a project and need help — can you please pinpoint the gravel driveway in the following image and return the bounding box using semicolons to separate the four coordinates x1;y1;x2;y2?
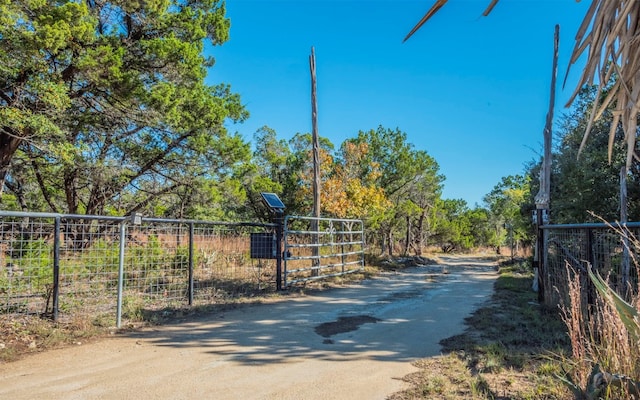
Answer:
0;256;498;400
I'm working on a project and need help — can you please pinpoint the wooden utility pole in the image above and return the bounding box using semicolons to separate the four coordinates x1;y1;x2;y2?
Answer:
534;24;559;302
310;47;320;221
310;47;320;276
535;24;558;211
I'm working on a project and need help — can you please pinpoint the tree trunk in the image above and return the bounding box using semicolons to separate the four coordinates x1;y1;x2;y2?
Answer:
0;133;22;199
415;211;425;256
64;168;79;215
403;216;411;256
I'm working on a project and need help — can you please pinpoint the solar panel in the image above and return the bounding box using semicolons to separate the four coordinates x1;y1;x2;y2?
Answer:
260;192;285;211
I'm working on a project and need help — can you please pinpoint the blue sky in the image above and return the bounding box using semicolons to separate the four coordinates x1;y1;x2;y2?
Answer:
207;0;589;207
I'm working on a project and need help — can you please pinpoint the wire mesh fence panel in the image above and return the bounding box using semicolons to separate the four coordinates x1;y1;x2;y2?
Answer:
543;224;640;310
0;211;276;324
123;222;191;314
592;229;634;294
58;217;122;322
0;216;55;315
191;223;277;302
545;227;588;308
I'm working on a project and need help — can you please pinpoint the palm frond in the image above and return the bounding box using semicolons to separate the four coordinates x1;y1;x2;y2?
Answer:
404;0;498;42
567;1;640;169
481;0;500;16
403;0;449;43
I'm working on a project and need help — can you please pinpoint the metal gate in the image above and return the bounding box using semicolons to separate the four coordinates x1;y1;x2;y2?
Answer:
283;216;364;287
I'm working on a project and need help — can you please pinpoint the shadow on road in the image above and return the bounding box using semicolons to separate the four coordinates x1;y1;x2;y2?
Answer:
125;261;498;366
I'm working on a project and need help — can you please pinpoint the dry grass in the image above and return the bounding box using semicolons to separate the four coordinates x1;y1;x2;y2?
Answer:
560;262;640;399
0;312;107;363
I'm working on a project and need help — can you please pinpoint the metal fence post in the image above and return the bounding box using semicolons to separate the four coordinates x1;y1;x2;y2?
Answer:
116;220;127;328
52;217;61;321
360;221;366;270
341;221;346;274
188;222;194;306
585;227;595;305
536;212;546;303
275;211;284;290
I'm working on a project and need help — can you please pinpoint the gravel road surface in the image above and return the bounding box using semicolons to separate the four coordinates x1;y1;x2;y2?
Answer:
0;256;498;400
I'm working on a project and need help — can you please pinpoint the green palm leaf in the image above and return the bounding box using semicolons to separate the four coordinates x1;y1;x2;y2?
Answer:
588;265;640;342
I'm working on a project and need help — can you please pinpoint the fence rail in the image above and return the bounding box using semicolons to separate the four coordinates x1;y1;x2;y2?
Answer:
0;211;277;326
283;216;365;286
541;222;640;308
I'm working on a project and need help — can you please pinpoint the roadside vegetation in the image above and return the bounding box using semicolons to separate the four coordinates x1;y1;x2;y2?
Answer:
558;228;640;399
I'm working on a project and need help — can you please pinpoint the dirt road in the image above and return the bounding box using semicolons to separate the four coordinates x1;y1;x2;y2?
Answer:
0;256;498;400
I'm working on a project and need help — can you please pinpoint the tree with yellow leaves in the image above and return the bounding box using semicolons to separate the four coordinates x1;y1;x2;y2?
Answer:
322;141;390;221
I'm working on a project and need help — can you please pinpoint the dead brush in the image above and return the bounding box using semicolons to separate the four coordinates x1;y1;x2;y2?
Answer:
559;227;640;399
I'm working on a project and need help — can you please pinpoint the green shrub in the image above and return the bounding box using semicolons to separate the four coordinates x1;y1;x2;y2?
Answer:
14;239;53;291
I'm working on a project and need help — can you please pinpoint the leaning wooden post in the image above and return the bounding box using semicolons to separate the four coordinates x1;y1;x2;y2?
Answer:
310;47;321;276
620;166;630;297
534;24;559;303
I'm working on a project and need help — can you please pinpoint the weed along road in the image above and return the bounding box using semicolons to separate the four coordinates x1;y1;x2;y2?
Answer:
0;256;498;400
